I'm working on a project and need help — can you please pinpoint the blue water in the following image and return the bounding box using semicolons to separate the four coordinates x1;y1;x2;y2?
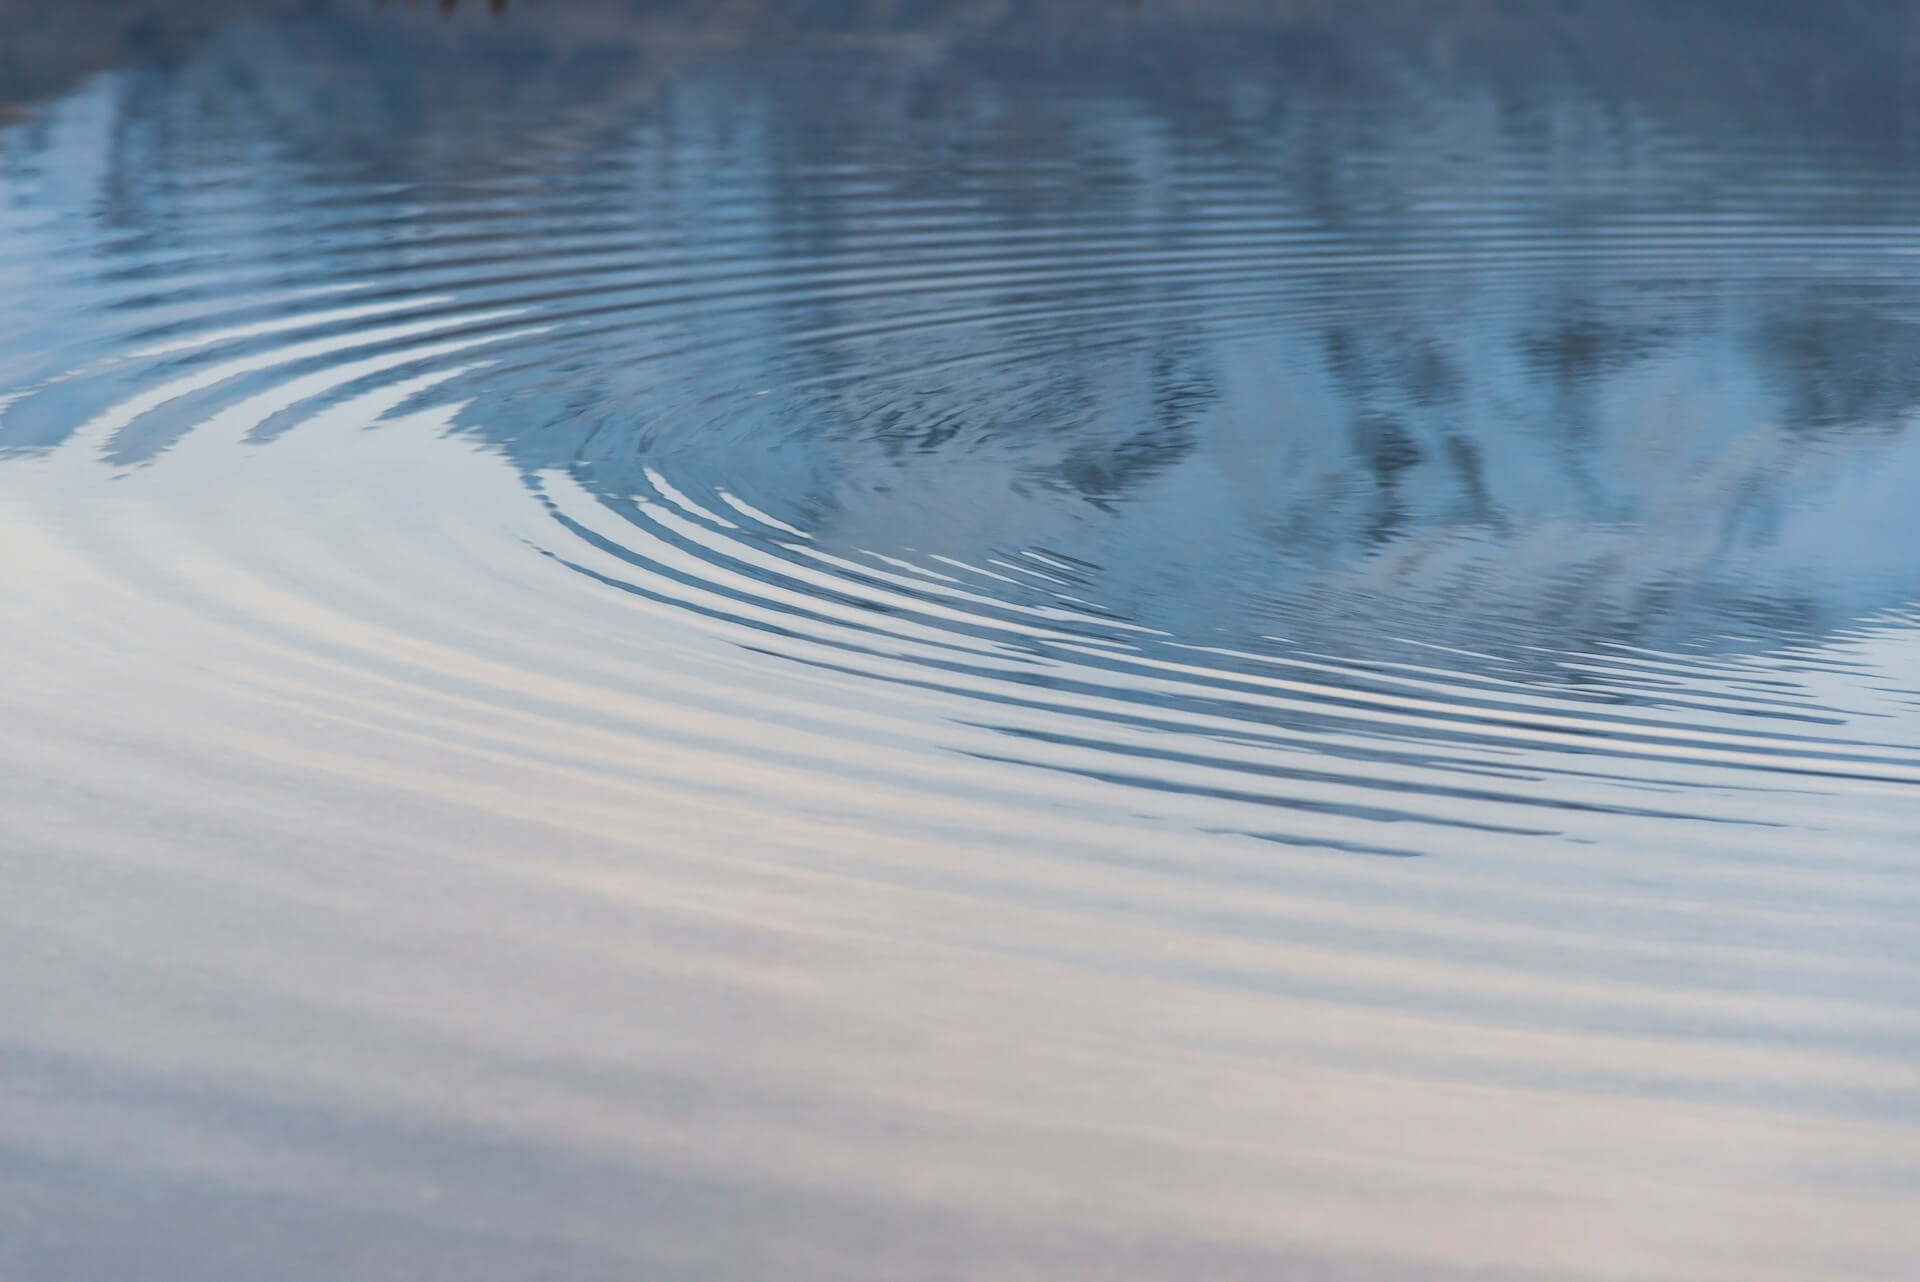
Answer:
0;5;1916;1280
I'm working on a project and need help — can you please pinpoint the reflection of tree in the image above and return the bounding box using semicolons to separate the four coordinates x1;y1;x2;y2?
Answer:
1760;305;1920;437
1059;342;1215;503
414;0;510;14
11;2;1920;143
9;0;1920;662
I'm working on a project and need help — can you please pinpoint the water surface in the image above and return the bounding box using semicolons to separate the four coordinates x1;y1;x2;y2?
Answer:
2;4;1917;1279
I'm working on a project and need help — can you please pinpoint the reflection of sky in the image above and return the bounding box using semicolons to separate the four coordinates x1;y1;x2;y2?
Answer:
2;8;1920;665
1;15;1918;1282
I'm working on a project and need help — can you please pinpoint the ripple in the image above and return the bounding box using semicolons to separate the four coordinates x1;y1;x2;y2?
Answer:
1;5;1918;1281
6;15;1920;868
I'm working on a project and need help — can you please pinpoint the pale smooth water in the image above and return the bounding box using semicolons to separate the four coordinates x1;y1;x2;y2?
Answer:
1;4;1917;1279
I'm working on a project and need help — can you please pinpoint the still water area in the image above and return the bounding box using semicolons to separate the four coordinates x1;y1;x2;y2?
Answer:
0;3;1916;1279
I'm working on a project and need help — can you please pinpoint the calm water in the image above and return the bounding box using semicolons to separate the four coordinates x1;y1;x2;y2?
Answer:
2;3;1918;1279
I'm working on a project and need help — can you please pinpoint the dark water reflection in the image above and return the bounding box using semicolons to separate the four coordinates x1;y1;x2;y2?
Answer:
8;2;1920;667
1;4;1918;1281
